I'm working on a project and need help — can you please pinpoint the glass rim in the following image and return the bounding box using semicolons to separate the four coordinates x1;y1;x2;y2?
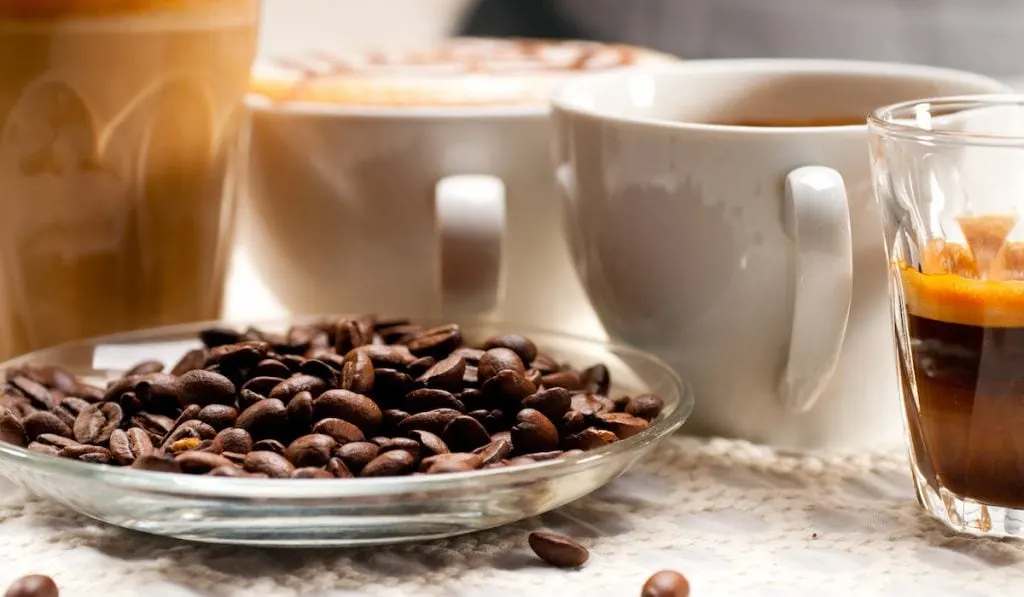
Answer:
868;93;1024;147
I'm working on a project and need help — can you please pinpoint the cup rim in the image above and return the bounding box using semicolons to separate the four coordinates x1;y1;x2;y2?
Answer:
246;93;552;119
868;93;1024;147
549;58;1011;135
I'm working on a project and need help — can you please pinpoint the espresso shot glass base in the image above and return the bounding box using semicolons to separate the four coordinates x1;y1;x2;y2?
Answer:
912;460;1024;538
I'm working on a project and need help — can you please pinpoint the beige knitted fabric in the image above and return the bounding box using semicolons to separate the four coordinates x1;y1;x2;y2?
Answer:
2;435;1023;597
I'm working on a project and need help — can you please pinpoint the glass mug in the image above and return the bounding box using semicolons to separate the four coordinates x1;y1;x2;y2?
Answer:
870;94;1024;537
0;0;260;360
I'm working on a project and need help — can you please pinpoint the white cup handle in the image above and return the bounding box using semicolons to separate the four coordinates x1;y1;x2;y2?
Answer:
435;174;507;317
778;166;853;414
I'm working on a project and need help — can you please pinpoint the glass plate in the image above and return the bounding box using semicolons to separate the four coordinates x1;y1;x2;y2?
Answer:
0;319;693;547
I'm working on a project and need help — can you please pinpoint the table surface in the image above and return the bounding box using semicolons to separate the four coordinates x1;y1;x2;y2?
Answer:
9;81;1024;595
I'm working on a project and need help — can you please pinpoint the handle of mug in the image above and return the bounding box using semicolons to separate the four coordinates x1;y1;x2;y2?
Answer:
778;166;853;414
435;174;507;317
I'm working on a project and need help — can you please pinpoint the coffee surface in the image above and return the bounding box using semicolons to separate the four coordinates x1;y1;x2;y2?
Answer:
0;0;258;359
899;216;1024;508
716;115;866;127
249;38;680;107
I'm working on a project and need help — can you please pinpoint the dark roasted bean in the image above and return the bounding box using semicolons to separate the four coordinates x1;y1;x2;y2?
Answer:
571;394;615;417
311;418;365;445
528;531;589;568
109;428;154;465
269;375;328;403
200;327;243;348
407;356;436;378
177;369;235;407
641;570;690;597
626;394;666;421
326;457;354;478
210;428;253;455
126;359;165;376
397;408;462;436
251;439;287;454
407;430;449;457
134;373;181;412
596;412;650;438
483;334;538;365
522;387;572;421
377;437;420;459
334;441;379;474
22;411;72;440
252;359;292;379
404;388;465;414
241;376;286;397
314;390;382;433
0;408;27;447
476;438;512;466
403;324;461;358
52;397;91;429
72;402;122;445
581;364;611;395
334;318;374;354
176;451;234;474
197;404;239;430
481;370;536;405
442;416;492;452
170;348;208;376
361;449;416;477
511;409;559;454
285;434;337;467
4;574;60;597
299;359;339;386
243;450;294;478
540;370;582;391
235;398;287;441
339;351;375;395
477;348;525;383
9;375;55;410
564;428;618;451
349;344;416;369
417;354;466;392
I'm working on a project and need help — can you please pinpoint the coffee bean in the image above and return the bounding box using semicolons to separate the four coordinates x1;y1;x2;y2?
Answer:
135;373;182;412
377;436;420;457
528;531;589;568
4;574;59;597
561;410;587;436
10;375;55;410
200;327;242;348
540;370;583;391
314;390;382;433
335;441;379;474
626;394;665;421
251;439;287;454
130;412;174;440
326;457;354;478
286;390;314;431
477;348;525;383
240;376;285;398
484;334;538;365
292;467;333;479
22;411;72;440
26;442;59;457
442;416;491;452
0;408;27;447
407;430;449;457
571;394;615;417
524;369;543;388
310;417;365;445
340;351;375;395
361;449;416;477
481;370;536;404
175;451;233;474
511;409;559;453
422;452;481;474
522;387;572;421
237;389;266;411
243;450;294;478
285;434;337;467
109;428;154;465
251;359;291;379
406;356;434;379
132;453;181;474
33;434;79;450
404;389;465;414
397;408;462;436
334;318;374;354
177;370;235;407
72;402;122;445
52;397;90;429
417;355;466;392
269;375;328;403
564;428;618;451
596;412;650;438
170;348;207;377
197;404;239;430
205;341;269;371
476;438;512;466
235;398;287;440
530;354;559;374
641;570;690;597
210;427;252;454
350;344;417;369
126;359;165;376
299;359;339;386
581;364;611;395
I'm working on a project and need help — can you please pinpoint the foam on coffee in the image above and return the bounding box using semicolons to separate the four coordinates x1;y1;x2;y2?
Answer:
249;38;681;107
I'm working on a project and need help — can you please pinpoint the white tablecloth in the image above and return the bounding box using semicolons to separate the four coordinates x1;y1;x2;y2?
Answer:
2;434;1023;597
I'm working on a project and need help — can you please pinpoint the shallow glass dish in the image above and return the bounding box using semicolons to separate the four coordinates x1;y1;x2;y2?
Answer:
0;319;692;547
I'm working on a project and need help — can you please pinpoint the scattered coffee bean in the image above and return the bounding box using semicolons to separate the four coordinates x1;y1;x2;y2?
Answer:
641;570;690;597
0;318;665;480
528;531;589;568
4;574;59;597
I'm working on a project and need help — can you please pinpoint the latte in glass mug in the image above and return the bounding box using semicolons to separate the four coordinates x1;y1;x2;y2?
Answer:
0;0;259;360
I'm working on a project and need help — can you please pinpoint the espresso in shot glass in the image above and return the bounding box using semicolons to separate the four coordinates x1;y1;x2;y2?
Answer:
871;96;1024;536
0;0;259;359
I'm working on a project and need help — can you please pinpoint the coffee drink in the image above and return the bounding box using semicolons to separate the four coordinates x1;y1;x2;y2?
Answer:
250;37;679;107
719;115;866;127
0;0;259;360
898;215;1024;508
0;316;665;479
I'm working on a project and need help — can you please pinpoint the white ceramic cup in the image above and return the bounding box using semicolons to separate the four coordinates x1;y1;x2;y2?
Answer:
551;59;1010;450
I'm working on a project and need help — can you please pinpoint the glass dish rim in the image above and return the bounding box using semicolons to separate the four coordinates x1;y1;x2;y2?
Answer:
0;316;693;499
868;93;1024;147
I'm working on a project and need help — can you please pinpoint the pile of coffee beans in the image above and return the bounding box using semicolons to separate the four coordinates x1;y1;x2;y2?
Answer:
0;317;665;479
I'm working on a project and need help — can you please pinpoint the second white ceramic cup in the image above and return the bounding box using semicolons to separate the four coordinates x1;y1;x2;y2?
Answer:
551;59;1010;449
